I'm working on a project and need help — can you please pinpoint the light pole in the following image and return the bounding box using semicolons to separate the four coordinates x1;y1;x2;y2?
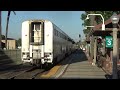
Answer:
84;26;95;29
111;13;119;79
86;14;105;30
85;14;105;65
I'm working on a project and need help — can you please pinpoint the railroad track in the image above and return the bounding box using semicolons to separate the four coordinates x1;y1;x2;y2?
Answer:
0;64;47;79
13;68;45;79
0;52;77;79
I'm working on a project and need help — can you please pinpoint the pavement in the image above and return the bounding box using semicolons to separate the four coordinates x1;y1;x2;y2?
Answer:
51;50;107;79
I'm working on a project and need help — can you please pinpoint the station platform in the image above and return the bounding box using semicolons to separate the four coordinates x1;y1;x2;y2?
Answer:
50;50;107;79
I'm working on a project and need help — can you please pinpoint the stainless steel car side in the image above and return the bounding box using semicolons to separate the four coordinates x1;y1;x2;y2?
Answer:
21;19;75;67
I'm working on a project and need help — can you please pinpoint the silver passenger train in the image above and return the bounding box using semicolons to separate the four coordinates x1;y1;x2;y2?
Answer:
21;19;75;67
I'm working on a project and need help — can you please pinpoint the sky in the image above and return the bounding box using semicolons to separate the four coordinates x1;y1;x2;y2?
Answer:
1;11;85;42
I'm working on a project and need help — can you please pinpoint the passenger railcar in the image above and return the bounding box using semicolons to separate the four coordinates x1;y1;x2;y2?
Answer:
21;19;75;67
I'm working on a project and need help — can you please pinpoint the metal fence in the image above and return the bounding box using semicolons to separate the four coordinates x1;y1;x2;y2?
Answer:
0;49;21;65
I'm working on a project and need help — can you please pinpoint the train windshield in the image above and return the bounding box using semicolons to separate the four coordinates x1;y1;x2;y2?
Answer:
30;22;44;45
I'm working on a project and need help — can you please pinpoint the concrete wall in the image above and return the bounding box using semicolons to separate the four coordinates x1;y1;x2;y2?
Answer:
0;49;21;64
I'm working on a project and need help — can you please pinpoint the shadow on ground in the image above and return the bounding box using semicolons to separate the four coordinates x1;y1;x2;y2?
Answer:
0;49;22;72
58;49;88;66
54;49;109;79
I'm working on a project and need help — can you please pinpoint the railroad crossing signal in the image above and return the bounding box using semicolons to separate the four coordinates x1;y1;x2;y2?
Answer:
105;36;113;48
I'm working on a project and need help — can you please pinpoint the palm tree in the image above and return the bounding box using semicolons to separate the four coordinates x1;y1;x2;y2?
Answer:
5;11;16;49
0;11;1;49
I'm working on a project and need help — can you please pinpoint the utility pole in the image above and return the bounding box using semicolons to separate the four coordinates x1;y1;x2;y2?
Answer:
93;37;97;65
0;11;1;50
86;35;90;54
111;13;119;79
90;12;95;62
112;25;118;79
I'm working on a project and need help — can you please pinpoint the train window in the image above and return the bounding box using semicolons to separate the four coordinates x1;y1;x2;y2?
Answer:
61;33;62;38
66;37;68;40
54;30;56;35
62;34;64;39
58;31;59;37
60;33;62;38
65;36;66;40
30;22;44;45
35;23;40;30
54;29;56;36
31;22;41;31
63;35;65;39
56;30;57;36
57;31;59;37
57;31;58;36
61;34;63;39
68;38;70;41
56;30;58;36
59;32;61;38
58;31;60;37
59;32;61;37
55;30;56;36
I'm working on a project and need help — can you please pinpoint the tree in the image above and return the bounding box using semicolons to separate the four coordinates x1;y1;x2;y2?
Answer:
1;35;5;39
5;11;16;49
16;38;21;47
81;11;120;35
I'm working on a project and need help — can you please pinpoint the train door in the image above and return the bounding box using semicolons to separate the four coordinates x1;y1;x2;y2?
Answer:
30;21;44;65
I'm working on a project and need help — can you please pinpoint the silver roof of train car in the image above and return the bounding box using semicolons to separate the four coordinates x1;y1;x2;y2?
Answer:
22;19;75;42
23;19;51;22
